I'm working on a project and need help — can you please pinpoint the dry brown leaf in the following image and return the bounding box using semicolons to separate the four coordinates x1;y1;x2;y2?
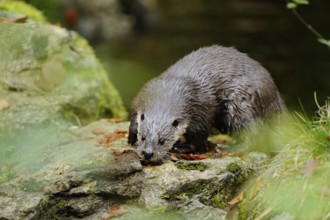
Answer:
96;130;128;147
326;134;330;141
101;206;127;219
228;191;244;206
179;153;210;160
96;136;115;147
215;152;233;158
170;154;180;162
114;130;128;138
54;22;62;27
0;16;27;23
109;206;126;217
1;165;10;173
107;118;123;123
320;186;330;197
112;149;137;156
0;99;10;110
179;134;186;143
249;179;263;200
91;128;105;135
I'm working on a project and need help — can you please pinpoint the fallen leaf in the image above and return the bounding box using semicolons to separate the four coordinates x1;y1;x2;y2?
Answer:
96;136;115;147
54;22;62;27
114;130;128;138
320;186;330;197
326;134;330;141
96;130;128;147
0;16;28;23
112;149;137;156
249;179;263;200
170;154;180;162
107;118;123;123
102;206;127;220
214;152;233;157
0;99;10;110
179;134;186;143
209;134;233;144
228;191;244;206
179;153;210;160
1;165;10;173
91;128;105;135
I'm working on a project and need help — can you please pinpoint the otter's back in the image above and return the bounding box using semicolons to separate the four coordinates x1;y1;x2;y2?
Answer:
163;45;285;128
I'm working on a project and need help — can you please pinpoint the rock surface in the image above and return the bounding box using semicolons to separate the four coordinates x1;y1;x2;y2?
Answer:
0;120;268;220
0;1;127;135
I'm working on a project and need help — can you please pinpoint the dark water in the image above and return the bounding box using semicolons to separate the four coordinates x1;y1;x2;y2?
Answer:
96;0;330;116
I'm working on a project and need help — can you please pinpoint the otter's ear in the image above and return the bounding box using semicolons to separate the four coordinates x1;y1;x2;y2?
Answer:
172;119;179;127
141;113;145;121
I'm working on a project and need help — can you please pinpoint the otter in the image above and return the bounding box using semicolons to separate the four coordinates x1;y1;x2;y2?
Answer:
128;45;285;163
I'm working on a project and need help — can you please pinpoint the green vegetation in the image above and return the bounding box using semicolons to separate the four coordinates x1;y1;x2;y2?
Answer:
239;97;330;219
287;0;309;9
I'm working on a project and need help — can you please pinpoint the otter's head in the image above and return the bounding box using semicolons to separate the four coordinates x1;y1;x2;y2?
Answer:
136;111;188;164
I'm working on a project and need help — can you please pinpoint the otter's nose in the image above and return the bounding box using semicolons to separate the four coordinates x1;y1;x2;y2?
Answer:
142;151;154;160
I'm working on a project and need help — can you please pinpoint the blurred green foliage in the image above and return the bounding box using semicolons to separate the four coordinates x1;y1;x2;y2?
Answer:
24;0;63;23
239;97;330;219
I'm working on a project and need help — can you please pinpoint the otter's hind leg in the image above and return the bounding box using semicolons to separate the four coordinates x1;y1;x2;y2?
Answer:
214;100;231;134
128;112;138;145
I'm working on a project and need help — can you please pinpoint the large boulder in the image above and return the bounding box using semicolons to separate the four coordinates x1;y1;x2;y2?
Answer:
0;119;268;220
0;0;127;134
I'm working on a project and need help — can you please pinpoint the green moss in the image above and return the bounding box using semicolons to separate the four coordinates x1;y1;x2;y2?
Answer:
226;162;241;173
57;200;67;209
152;206;167;214
175;162;207;171
38;197;51;214
0;0;47;22
0;171;16;184
43;198;69;219
160;194;170;199
164;179;213;202
209;193;228;209
175;193;187;200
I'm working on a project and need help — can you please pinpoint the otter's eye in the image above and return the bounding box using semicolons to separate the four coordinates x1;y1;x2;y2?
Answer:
172;120;179;127
141;135;146;141
158;138;165;145
141;114;145;121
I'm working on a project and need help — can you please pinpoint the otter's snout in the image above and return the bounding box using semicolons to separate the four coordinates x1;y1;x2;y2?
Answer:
142;151;154;160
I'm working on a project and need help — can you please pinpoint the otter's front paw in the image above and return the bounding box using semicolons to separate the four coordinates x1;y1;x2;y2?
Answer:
170;142;197;154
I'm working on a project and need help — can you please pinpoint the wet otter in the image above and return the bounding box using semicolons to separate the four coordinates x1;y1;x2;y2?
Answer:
128;45;285;163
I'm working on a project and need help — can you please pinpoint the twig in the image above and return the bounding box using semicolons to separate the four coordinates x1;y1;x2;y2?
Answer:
286;0;330;50
291;7;325;40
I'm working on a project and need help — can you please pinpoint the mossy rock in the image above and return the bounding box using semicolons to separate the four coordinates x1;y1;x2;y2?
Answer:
0;1;127;134
0;0;47;22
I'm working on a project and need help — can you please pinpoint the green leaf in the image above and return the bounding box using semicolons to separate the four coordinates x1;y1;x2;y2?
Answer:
318;38;330;47
293;0;309;5
287;2;297;9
